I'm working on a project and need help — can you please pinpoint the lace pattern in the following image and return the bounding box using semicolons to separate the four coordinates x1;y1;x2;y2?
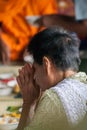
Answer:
51;78;87;126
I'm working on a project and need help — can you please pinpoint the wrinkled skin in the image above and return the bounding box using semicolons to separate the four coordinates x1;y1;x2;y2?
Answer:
16;63;41;105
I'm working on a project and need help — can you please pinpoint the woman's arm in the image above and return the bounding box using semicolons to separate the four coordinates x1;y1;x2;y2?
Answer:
16;63;40;130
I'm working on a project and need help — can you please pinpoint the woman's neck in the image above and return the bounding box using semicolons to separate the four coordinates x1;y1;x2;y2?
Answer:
64;70;76;78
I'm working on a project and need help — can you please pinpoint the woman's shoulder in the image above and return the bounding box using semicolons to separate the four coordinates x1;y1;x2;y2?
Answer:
40;89;61;104
38;89;65;112
70;71;87;84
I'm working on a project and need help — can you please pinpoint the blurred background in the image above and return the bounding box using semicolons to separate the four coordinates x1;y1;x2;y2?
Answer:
0;1;87;129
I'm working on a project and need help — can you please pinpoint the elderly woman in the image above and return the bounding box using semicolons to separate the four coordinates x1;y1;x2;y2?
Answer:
17;27;87;130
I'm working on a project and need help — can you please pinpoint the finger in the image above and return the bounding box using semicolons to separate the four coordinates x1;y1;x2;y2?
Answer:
21;65;32;85
16;76;24;96
18;68;25;86
16;77;23;96
25;64;33;82
26;63;32;72
16;76;22;89
27;63;34;80
23;65;30;83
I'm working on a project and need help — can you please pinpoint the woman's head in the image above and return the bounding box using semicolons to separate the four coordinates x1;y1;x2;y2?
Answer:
27;27;81;91
28;27;81;72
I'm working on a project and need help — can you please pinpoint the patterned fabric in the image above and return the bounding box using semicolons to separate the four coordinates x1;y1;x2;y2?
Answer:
71;72;87;84
51;78;87;126
24;72;87;130
25;90;69;130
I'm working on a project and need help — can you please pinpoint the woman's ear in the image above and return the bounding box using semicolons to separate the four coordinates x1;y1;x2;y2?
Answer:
43;56;52;75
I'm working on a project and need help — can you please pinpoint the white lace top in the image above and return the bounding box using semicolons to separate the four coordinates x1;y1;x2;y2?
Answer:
51;72;87;126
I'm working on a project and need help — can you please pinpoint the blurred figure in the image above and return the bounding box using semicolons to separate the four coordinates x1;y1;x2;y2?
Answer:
37;0;87;50
57;0;74;16
0;22;10;64
0;0;57;64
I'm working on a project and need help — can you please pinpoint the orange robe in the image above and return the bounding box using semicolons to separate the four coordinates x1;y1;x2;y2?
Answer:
0;0;58;61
